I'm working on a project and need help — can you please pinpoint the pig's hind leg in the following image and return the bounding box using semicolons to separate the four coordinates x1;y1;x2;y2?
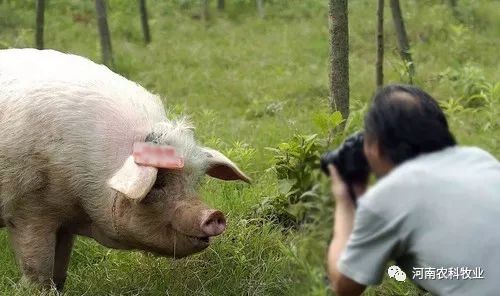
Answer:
0;206;4;228
53;230;75;291
7;207;59;289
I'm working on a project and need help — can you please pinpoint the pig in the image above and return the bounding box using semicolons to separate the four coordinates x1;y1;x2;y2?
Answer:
0;48;250;291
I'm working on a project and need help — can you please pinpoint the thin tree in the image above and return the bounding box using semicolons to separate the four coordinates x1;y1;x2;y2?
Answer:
201;0;209;22
35;0;45;49
448;0;461;21
217;0;224;11
389;0;414;84
138;0;151;44
329;0;349;121
376;0;384;87
95;0;113;67
256;0;264;19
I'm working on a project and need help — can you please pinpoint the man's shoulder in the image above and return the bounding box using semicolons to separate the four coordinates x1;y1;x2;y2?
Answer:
456;146;499;164
358;165;422;214
409;146;498;168
366;159;424;199
358;147;457;213
359;145;499;214
379;146;497;184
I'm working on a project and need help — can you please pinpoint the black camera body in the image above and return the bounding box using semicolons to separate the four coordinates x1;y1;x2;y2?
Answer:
320;132;370;205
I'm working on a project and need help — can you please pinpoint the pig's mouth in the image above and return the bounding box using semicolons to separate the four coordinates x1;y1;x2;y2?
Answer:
187;235;211;246
140;234;212;258
195;236;210;243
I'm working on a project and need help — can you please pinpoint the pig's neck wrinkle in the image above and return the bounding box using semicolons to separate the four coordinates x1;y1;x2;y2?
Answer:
111;192;122;240
79;189;118;238
74;223;132;250
77;190;134;249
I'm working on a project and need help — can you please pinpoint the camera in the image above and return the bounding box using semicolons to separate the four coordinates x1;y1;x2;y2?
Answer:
320;131;371;205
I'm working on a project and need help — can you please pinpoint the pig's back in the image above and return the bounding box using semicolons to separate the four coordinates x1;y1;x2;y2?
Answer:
0;48;167;201
0;48;166;123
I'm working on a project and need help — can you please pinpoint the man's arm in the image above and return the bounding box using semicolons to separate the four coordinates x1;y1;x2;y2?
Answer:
326;166;367;296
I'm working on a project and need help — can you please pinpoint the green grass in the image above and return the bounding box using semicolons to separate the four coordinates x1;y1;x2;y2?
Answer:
0;0;499;295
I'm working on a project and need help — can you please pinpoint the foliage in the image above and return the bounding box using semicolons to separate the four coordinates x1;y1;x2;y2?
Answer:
390;58;415;85
440;65;499;108
249;111;345;228
438;65;500;154
250;133;330;228
312;110;344;145
245;96;285;119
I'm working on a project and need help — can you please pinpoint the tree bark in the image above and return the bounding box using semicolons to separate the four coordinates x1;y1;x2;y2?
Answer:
35;0;45;50
376;0;384;87
95;0;113;68
448;0;461;21
328;0;349;121
217;0;224;11
256;0;264;19
389;0;414;84
201;0;209;22
139;0;151;44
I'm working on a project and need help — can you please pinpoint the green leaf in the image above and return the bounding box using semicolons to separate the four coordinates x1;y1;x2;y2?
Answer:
304;134;318;143
278;179;295;194
312;112;329;132
329;111;344;128
492;82;500;101
277;142;291;151
312;111;344;133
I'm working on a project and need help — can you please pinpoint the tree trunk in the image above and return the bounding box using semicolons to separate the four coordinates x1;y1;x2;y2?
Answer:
35;0;45;50
389;0;414;84
139;0;151;44
328;0;349;121
448;0;461;21
256;0;264;19
217;0;224;11
95;0;113;68
201;0;209;22
376;0;384;87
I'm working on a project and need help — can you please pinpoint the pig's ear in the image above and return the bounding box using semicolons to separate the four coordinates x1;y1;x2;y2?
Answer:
202;147;251;183
108;155;158;201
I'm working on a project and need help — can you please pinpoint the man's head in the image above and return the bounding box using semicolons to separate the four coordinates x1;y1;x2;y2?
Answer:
363;84;456;177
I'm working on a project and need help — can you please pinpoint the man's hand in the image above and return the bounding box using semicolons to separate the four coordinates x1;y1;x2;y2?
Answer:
328;165;368;204
327;164;367;296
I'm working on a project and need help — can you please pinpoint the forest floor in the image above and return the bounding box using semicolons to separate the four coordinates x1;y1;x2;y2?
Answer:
0;0;499;295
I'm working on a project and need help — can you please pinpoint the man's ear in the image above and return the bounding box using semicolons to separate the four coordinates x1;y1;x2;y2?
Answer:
202;147;251;183
108;155;158;202
363;135;382;159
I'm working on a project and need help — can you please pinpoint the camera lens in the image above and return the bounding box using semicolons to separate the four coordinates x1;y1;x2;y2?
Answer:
320;151;337;176
320;132;370;185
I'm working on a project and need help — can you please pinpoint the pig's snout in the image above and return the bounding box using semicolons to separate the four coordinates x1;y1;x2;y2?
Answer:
200;210;226;237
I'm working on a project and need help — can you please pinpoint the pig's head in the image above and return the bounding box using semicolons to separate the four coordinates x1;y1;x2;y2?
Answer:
107;120;250;257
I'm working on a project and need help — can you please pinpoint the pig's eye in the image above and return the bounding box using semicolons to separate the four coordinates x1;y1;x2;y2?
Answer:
152;174;167;188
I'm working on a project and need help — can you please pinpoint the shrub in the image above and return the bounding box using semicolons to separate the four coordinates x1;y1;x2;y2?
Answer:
250;111;346;228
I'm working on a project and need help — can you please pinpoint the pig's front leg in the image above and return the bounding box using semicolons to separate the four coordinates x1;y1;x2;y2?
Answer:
53;229;75;291
0;205;5;228
7;218;58;289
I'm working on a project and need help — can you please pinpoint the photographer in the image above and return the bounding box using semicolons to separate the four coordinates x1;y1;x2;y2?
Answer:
325;84;500;296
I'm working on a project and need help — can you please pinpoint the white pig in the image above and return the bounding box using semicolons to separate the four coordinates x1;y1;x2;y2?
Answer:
0;48;250;290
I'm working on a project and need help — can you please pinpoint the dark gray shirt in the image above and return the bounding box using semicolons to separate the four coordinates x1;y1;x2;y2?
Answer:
338;146;500;296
